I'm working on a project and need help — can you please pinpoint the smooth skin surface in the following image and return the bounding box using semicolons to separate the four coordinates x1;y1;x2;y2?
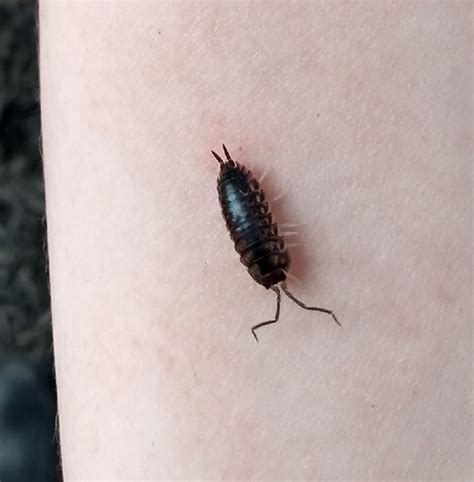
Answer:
40;1;472;480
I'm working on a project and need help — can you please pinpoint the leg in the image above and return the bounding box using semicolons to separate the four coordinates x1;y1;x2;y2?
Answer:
281;282;341;327
258;168;268;184
270;192;285;203
251;286;281;342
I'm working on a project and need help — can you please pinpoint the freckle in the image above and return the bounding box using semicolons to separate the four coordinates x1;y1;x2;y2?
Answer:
437;285;455;305
131;336;141;349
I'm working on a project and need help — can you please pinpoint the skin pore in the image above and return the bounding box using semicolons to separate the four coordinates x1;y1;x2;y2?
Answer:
40;1;471;479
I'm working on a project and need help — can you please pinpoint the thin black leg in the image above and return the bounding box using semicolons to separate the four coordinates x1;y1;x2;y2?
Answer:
281;282;341;327
251;286;281;342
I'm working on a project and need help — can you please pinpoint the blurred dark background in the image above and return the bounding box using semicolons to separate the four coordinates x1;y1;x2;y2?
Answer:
0;1;59;481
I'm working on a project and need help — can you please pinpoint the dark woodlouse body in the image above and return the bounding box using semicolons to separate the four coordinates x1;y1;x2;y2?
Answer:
212;144;340;341
216;152;289;289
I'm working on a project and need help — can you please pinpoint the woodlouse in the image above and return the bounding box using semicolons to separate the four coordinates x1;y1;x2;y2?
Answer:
213;144;340;342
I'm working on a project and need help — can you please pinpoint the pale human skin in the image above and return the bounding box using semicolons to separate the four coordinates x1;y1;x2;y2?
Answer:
40;1;471;480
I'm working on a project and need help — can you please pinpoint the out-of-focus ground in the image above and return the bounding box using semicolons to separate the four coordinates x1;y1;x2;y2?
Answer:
0;2;59;480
